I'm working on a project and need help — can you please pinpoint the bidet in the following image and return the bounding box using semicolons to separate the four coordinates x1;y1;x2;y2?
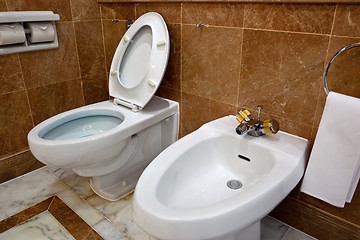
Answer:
133;115;309;240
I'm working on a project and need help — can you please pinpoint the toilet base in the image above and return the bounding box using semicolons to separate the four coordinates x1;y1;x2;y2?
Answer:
222;221;260;240
90;168;144;201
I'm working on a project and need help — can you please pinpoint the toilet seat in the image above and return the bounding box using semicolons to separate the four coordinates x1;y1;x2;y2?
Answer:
109;12;170;112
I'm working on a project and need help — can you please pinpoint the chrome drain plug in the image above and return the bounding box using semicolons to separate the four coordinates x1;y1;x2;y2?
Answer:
227;180;243;190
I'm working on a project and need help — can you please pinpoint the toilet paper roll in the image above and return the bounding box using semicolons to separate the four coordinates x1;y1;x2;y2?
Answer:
26;22;55;43
0;23;26;45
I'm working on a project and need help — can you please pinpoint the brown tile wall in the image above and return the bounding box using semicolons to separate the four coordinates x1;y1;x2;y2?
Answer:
0;0;109;182
1;0;360;238
99;2;360;239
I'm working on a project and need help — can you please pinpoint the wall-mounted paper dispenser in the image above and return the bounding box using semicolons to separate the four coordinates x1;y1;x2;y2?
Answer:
0;11;60;55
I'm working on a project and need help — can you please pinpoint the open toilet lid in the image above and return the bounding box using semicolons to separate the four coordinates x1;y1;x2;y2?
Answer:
109;12;170;112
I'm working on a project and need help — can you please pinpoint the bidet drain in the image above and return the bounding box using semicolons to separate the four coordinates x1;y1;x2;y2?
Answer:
227;180;243;190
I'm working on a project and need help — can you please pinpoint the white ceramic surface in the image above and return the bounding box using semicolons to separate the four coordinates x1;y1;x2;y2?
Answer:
28;97;178;174
26;12;174;201
109;12;170;109
133;116;309;240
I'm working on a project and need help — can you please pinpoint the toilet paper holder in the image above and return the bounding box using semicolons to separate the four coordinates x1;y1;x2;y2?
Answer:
0;11;60;55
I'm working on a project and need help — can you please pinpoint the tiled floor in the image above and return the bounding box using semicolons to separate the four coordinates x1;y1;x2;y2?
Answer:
0;167;316;240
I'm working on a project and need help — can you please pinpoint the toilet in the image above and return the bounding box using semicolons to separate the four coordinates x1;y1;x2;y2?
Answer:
27;12;179;201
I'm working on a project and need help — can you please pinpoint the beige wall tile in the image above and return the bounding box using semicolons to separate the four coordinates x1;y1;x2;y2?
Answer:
74;20;107;78
163;51;181;90
0;55;24;94
27;79;84;125
162;23;181;90
82;72;109;105
0;0;6;11
7;0;72;21
135;3;181;23
19;22;80;88
182;25;242;104
244;3;335;34
70;0;100;21
181;92;237;137
168;23;181;53
333;5;360;37
183;3;244;27
240;29;329;126
102;19;127;72
0;151;44;184
100;3;135;20
0;91;33;157
155;86;181;103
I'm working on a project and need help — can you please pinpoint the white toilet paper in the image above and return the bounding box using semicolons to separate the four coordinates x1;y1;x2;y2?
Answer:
0;23;26;45
26;22;55;43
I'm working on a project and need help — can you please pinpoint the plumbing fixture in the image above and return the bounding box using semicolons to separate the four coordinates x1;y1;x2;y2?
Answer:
196;23;205;28
126;19;134;29
235;106;279;137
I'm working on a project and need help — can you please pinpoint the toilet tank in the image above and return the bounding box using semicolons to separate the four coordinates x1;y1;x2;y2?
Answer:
160;112;179;150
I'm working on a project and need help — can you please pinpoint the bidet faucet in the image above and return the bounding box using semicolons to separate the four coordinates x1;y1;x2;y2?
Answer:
235;106;279;137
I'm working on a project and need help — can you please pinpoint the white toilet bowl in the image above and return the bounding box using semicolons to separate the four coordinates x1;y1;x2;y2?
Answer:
132;116;309;240
27;12;179;201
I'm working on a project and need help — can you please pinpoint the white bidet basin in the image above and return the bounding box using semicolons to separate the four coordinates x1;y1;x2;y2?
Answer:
132;116;309;240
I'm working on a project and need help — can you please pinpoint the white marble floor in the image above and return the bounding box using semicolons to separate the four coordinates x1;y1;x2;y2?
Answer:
0;167;316;240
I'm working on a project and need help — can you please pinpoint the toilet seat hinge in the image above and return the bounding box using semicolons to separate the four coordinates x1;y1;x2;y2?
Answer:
113;98;142;112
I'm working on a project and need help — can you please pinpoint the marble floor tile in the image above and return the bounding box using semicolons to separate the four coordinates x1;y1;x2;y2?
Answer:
86;193;156;240
0;167;317;240
0;211;74;240
56;189;130;240
48;167;96;199
0;168;68;221
282;228;317;240
261;216;289;240
0;167;130;240
48;167;153;239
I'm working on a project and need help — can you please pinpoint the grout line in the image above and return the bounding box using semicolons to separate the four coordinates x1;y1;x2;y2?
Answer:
179;2;183;137
0;88;25;96
329;4;338;37
330;34;360;39
0;148;30;162
47;196;56;211
268;215;316;240
24;77;82;91
66;0;85;105
16;53;35;127
181;23;333;37
280;228;290;240
236;6;246;110
3;0;8;10
98;16;111;100
68;0;75;22
46;169;133;240
310;4;338;127
242;27;331;37
236;29;244;110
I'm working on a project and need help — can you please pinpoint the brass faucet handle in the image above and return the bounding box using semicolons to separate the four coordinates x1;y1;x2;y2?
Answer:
236;109;251;123
263;119;280;135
